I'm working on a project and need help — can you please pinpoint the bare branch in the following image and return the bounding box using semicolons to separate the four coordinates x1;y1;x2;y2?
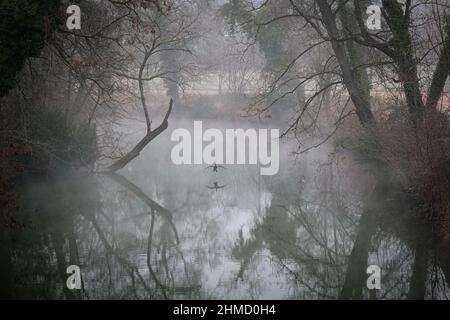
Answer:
103;98;173;172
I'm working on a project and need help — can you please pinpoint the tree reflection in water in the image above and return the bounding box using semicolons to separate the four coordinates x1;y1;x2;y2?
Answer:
2;138;450;300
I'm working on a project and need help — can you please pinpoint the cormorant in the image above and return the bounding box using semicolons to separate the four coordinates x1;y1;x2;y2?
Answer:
207;182;226;192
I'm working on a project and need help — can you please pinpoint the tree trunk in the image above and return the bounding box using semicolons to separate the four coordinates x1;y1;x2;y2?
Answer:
316;0;375;126
52;232;76;300
407;238;428;300
339;208;376;299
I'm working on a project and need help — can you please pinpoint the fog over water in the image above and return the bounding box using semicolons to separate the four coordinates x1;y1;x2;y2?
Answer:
13;105;433;299
9;103;449;299
2;0;450;301
98;110;296;299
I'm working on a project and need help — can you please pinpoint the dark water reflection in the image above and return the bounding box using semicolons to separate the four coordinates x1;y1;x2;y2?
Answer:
2;118;450;300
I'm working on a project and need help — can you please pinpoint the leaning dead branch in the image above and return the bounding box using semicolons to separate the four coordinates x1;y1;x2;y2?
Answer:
103;98;173;173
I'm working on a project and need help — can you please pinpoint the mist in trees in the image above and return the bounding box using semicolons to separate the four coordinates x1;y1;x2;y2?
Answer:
1;0;450;300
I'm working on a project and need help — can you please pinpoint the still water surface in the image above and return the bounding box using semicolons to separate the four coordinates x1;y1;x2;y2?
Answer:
5;113;450;299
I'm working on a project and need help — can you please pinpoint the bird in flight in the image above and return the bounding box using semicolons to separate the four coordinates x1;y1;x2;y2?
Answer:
207;182;226;192
206;163;226;172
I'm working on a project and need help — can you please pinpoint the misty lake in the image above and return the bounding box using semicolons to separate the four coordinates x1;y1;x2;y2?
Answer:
3;106;448;300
